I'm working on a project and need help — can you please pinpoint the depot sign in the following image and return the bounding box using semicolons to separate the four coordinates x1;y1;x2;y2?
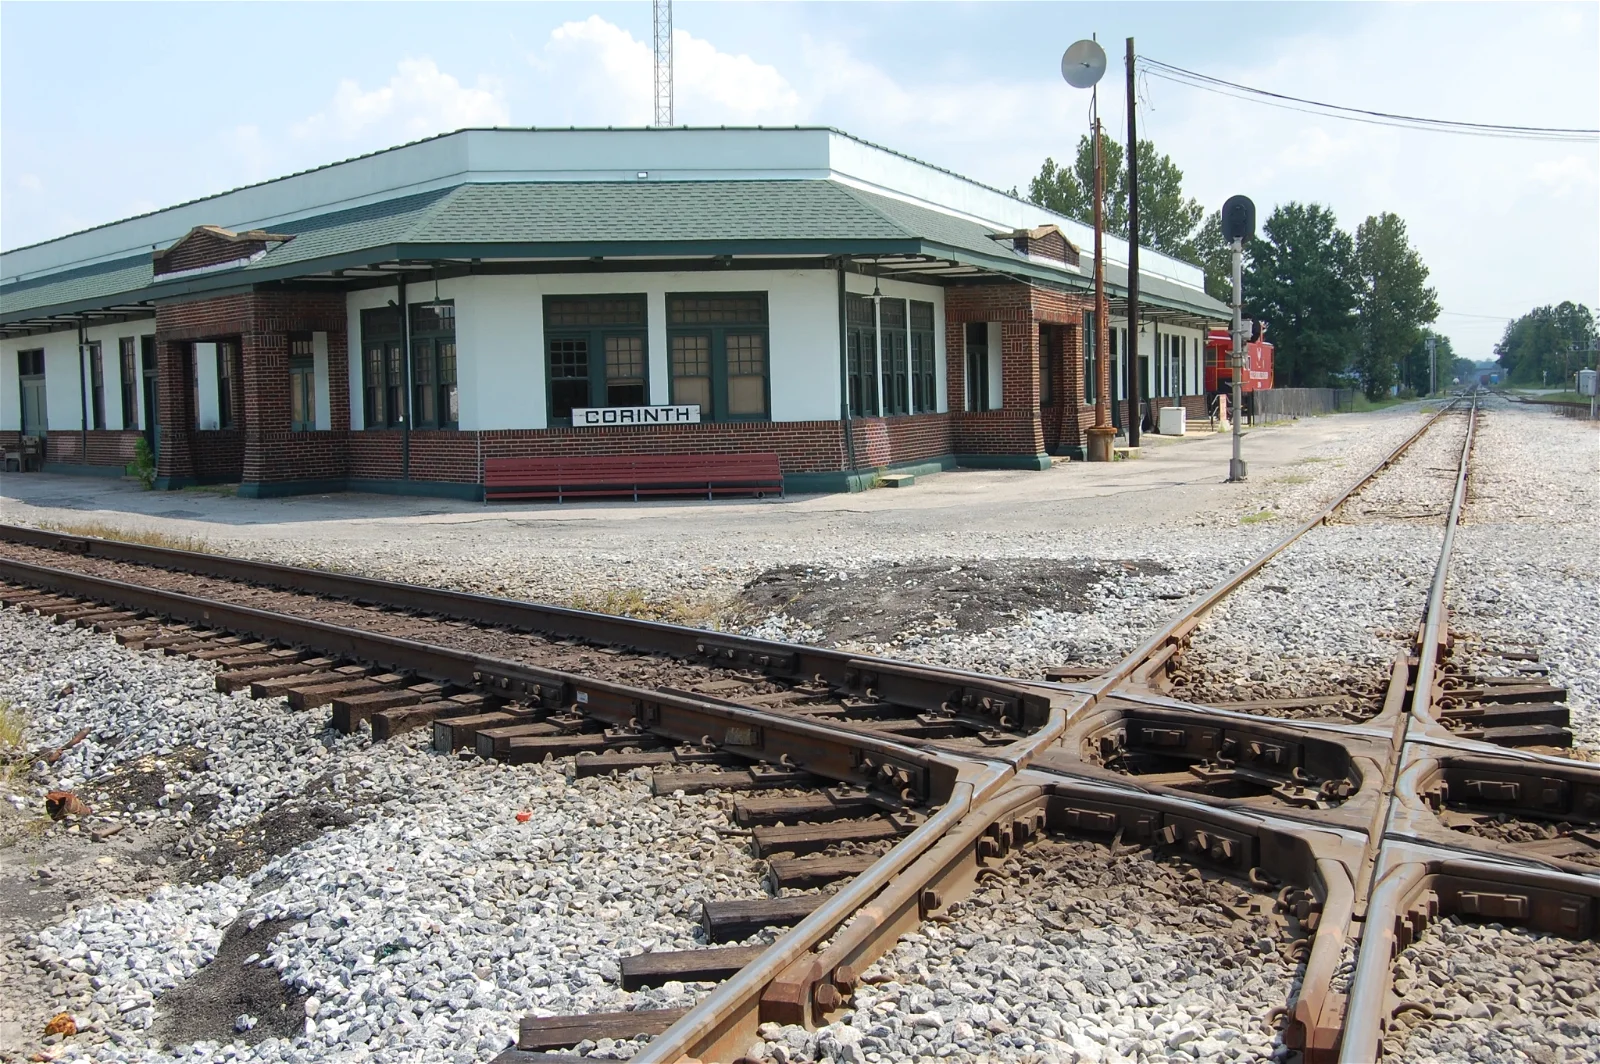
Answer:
571;405;701;426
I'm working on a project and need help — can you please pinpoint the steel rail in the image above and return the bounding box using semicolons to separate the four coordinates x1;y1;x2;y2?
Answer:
1337;397;1479;1064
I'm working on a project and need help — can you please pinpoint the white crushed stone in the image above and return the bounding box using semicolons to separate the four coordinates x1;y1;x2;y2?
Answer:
0;608;767;1063
1383;916;1600;1062
1450;399;1600;747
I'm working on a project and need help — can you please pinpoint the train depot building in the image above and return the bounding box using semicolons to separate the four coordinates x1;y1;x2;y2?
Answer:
1;127;1229;498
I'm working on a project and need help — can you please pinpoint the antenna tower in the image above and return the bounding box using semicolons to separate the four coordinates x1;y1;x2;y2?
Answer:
653;0;673;126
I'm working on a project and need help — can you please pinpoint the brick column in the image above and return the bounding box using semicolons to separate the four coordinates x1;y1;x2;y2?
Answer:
153;339;196;486
241;329;289;484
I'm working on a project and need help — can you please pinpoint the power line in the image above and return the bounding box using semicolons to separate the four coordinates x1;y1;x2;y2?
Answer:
1138;56;1599;143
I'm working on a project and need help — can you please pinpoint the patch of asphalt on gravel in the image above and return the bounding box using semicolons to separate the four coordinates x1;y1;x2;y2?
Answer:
1381;916;1600;1063
732;558;1172;643
0;606;770;1063
1171;410;1467;716
747;836;1302;1064
1449;400;1600;748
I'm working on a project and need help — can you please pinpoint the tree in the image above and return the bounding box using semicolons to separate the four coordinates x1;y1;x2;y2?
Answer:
1242;203;1359;388
1192;210;1234;302
1354;213;1439;400
1403;329;1454;395
1495;302;1597;386
1023;135;1203;260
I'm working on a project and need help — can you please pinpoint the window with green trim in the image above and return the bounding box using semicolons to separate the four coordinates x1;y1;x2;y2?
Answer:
216;341;239;430
667;293;769;420
86;342;105;429
289;333;316;432
909;301;937;414
361;307;405;429
846;294;878;417
119;338;139;430
411;302;458;429
544;295;648;423
880;299;909;415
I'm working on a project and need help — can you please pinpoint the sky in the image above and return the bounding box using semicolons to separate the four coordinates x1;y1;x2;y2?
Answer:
2;1;1596;361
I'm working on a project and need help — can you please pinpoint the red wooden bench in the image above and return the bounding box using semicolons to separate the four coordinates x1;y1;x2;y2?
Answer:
483;453;784;502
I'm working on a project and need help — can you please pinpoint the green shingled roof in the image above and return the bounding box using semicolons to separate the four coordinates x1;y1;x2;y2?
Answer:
4;179;1227;325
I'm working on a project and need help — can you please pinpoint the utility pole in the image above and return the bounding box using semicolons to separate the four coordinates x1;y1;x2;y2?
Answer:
1124;37;1141;446
1062;38;1113;461
1219;194;1254;483
1427;335;1436;396
652;0;673;126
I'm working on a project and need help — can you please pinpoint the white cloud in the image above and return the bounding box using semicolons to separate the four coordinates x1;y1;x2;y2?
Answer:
16;173;43;192
537;16;800;124
292;58;509;143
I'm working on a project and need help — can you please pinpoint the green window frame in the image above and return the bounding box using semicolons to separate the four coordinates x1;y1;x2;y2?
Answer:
411;302;459;430
360;306;405;429
86;342;106;429
216;340;240;430
289;333;316;433
880;299;910;416
846;294;878;417
119;338;139;429
910;301;937;414
964;322;990;412
18;349;47;437
667;293;770;421
544;295;648;424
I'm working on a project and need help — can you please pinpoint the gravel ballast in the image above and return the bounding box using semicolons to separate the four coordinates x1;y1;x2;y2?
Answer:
0;608;767;1063
747;836;1303;1064
1448;400;1600;747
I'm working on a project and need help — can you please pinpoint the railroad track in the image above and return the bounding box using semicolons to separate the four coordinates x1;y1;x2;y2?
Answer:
2;390;1596;1063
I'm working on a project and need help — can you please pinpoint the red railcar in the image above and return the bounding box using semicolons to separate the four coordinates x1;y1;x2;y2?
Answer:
1204;328;1274;394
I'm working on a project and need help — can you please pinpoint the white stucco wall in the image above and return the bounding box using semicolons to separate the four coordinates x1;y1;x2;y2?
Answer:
1110;318;1207;397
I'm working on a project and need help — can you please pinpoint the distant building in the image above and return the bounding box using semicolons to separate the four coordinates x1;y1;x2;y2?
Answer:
1;127;1227;496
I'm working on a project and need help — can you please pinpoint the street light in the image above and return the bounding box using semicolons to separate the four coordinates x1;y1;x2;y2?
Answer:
1061;38;1115;462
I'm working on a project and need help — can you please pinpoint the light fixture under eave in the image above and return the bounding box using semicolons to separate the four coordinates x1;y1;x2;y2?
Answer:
416;264;450;314
870;257;882;304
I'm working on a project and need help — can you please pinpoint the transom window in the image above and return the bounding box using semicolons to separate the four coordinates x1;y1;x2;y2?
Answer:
666;293;769;421
544;294;648;422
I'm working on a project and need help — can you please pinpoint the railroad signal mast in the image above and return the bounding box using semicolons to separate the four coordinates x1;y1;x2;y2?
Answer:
1221;195;1255;483
1061;38;1115;461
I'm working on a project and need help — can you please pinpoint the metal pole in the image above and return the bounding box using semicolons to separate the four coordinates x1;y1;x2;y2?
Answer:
399;274;411;482
1093;114;1109;431
1124;37;1141;446
78;320;89;465
1228;238;1247;482
1427;335;1436;396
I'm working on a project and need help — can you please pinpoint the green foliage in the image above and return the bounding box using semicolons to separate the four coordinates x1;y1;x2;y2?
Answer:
130;436;156;489
1193;211;1233;302
1024;136;1204;260
1354;213;1439;400
1244;203;1359;388
1494;302;1597;386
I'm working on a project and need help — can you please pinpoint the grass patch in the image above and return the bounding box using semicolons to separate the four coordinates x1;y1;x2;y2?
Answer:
1345;394;1410;413
1240;510;1278;525
565;587;725;627
35;519;215;555
1274;474;1312;485
0;699;27;788
181;483;239;497
1295;456;1335;464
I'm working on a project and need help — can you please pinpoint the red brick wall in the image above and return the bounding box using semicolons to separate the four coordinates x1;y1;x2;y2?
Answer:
44;431;140;468
155;291;349;486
